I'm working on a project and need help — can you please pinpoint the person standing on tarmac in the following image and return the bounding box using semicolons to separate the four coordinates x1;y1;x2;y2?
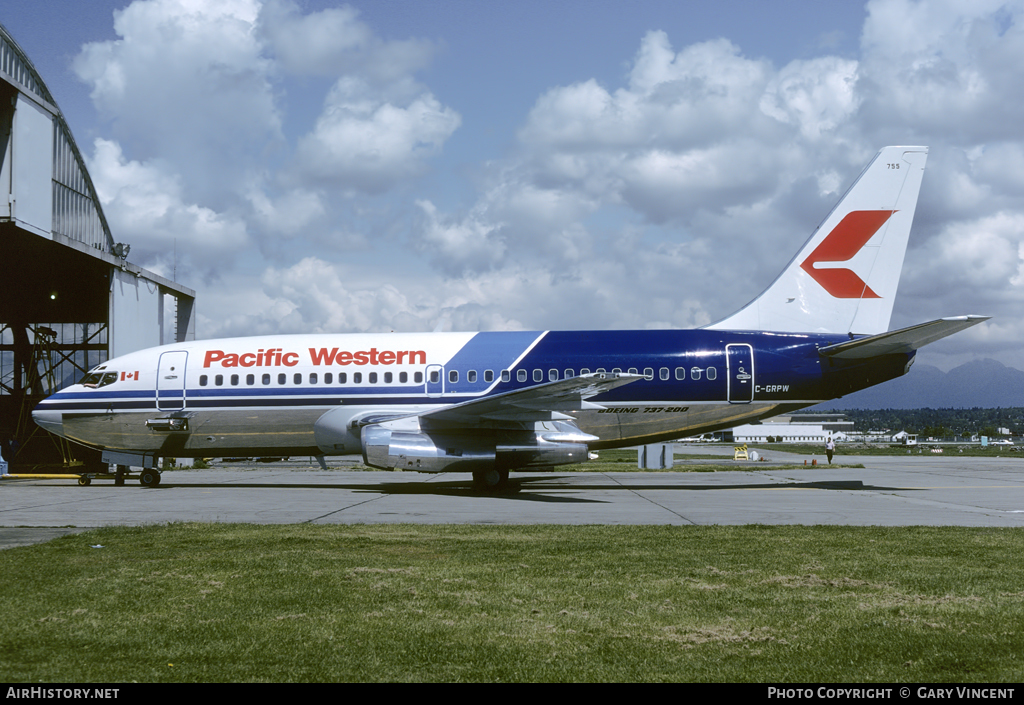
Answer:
825;436;835;464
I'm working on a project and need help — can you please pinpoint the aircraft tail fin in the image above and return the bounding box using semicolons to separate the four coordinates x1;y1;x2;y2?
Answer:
707;146;928;335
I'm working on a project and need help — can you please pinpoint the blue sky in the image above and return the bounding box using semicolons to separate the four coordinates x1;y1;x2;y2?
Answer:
4;0;1024;372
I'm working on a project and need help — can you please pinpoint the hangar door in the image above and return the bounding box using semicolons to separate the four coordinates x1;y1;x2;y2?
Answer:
110;269;163;359
1;93;54;236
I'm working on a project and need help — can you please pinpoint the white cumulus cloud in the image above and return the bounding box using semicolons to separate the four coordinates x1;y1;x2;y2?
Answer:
88;138;250;280
73;0;281;202
294;77;461;192
259;0;435;81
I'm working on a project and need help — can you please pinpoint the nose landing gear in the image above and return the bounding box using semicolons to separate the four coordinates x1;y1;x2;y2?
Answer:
138;468;162;487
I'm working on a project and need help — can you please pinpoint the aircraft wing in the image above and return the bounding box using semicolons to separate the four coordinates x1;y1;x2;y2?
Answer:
818;315;990;360
419;372;645;426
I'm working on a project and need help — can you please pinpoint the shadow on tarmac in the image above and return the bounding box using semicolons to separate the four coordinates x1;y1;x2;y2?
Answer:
68;475;919;500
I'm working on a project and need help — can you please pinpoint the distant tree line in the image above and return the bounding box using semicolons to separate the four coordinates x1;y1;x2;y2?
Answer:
796;408;1024;438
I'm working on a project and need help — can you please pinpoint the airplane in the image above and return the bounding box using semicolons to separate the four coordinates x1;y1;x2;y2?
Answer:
32;146;989;489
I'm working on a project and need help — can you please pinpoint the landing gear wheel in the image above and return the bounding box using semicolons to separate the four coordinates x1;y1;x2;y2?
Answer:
139;469;161;487
473;469;510;491
78;476;91;486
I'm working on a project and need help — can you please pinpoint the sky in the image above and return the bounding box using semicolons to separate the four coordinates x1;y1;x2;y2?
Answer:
4;0;1024;373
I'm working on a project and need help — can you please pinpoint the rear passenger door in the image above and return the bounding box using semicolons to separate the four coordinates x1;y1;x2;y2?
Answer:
726;344;753;403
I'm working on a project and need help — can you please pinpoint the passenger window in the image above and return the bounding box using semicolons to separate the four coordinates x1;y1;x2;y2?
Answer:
369;372;378;384
353;372;362;384
468;370;477;383
384;372;393;383
449;370;458;384
502;370;511;382
517;370;527;382
414;371;423;384
564;369;575;379
549;369;558;381
215;375;223;386
675;367;685;380
399;371;407;383
691;367;702;381
310;373;318;384
294;373;302;384
263;373;271;385
707;367;717;380
199;375;208;387
278;373;286;384
533;369;543;382
231;374;239;386
484;370;493;383
430;370;439;384
580;368;590;375
644;368;654;380
246;374;254;385
627;367;638;375
660;368;669;381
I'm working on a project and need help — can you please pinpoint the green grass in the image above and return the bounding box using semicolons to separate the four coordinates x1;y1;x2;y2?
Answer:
2;524;1023;682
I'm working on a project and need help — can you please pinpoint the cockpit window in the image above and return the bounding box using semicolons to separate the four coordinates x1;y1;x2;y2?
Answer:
81;371;118;388
80;372;102;386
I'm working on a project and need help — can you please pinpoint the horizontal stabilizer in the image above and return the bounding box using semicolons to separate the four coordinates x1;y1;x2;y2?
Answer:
818;316;990;359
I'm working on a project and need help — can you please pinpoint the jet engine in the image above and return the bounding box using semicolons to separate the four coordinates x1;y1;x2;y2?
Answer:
361;421;594;474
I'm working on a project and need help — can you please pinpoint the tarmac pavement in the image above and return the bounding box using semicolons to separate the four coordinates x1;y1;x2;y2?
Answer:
3;448;1024;547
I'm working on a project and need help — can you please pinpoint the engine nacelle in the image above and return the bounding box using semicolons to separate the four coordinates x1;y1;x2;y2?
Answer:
362;427;495;472
362;425;591;473
313;407;364;454
314;407;417;454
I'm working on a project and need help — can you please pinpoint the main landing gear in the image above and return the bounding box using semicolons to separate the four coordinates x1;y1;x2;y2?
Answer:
472;468;510;492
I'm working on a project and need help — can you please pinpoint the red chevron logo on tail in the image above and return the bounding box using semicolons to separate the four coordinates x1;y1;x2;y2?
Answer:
800;210;895;298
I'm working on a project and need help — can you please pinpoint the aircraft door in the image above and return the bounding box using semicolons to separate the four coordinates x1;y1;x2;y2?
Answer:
726;344;754;404
157;351;188;410
425;364;444;397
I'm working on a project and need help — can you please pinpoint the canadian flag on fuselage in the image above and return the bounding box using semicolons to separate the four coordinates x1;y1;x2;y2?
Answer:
707;146;928;336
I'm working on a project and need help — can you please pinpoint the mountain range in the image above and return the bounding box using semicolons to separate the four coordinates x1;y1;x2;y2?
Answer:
813;358;1024;410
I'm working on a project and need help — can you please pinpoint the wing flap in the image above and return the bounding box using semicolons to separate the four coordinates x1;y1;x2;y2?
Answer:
818;315;990;359
420;372;644;426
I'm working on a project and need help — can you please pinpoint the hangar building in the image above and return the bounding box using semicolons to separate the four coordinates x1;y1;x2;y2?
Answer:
0;23;195;470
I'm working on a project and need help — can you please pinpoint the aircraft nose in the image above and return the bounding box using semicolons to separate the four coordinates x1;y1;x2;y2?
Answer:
31;405;64;438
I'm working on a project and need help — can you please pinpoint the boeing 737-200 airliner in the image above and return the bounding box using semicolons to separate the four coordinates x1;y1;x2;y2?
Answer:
32;146;988;488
